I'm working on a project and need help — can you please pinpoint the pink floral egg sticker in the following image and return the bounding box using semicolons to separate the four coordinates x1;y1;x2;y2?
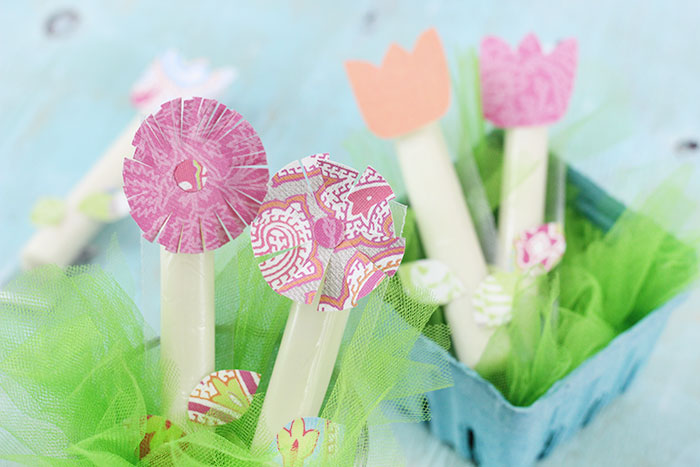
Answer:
188;369;260;426
274;417;342;466
514;222;566;273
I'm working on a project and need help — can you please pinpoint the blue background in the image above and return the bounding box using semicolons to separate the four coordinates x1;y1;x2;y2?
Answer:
1;1;699;465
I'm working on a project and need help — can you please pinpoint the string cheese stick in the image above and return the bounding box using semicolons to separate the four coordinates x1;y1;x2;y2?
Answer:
346;29;493;366
395;122;489;365
123;98;269;422
250;155;404;445
546;154;567;226
254;298;350;444
479;34;578;268
21;118;140;269
496;126;549;269
160;249;215;420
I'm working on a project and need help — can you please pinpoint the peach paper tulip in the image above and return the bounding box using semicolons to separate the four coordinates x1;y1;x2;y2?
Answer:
345;28;450;138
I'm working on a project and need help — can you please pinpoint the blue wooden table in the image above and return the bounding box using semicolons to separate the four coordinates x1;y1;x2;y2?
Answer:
1;1;699;465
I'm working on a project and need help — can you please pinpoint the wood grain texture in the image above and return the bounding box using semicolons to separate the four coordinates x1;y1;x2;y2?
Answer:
1;1;699;465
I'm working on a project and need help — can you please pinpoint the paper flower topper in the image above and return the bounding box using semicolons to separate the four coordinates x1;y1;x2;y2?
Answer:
188;369;261;426
130;50;236;114
251;154;405;312
345;28;450;138
275;417;341;466
123;97;269;253
480;34;577;127
514;222;566;273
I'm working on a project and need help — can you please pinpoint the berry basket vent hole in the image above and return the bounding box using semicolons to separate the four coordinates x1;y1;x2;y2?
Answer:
581;398;604;428
465;427;479;465
537;428;562;460
620;361;642;393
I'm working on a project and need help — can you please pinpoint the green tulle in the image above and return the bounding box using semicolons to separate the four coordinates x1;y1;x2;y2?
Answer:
342;48;699;408
0;235;452;465
475;197;698;406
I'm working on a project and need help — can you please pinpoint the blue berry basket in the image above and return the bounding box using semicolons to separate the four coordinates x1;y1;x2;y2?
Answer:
418;169;688;466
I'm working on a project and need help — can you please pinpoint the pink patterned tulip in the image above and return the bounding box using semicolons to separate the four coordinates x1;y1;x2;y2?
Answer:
480;34;577;128
250;154;405;312
123;97;269;254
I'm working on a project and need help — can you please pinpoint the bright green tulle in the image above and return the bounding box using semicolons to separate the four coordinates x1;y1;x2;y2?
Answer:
343;48;699;408
0;236;452;465
474;194;698;406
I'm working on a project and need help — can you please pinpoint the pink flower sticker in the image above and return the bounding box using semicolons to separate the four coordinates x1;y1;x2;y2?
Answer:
123;97;269;253
480;34;577;128
274;417;341;466
250;155;405;312
514;222;566;273
188;369;260;426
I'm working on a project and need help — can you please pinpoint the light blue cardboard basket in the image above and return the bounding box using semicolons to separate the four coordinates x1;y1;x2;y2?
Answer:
419;169;686;466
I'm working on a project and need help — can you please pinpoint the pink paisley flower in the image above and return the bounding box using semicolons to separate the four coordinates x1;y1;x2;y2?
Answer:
123;97;269;254
250;154;405;312
514;222;566;273
480;34;577;127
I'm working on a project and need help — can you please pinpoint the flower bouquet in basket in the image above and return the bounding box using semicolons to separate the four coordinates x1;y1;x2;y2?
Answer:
0;96;454;465
344;29;699;466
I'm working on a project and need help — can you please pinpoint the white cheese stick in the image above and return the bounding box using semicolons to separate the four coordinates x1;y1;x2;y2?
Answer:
254;299;350;446
160;248;215;421
395;121;490;366
496;126;549;270
21;117;141;269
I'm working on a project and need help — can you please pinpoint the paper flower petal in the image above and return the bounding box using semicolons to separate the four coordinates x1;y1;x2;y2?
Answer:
130;50;236;114
251;159;322;257
398;259;466;306
301;153;330;192
473;272;518;328
251;194;316;257
312;159;360;218
123;97;269;253
352;236;406;277
258;242;333;305
514;222;566;273
343;166;397;246
253;156;404;312
274;417;341;466
345;28;450;138
480;34;578;127
319;245;385;312
188;369;261;426
136;415;185;460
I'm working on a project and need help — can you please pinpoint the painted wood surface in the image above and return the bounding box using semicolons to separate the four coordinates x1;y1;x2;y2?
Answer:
1;1;699;465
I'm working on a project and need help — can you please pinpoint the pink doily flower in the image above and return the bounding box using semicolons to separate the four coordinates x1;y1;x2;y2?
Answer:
514;222;566;273
480;34;577;128
123;97;269;254
251;154;405;312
